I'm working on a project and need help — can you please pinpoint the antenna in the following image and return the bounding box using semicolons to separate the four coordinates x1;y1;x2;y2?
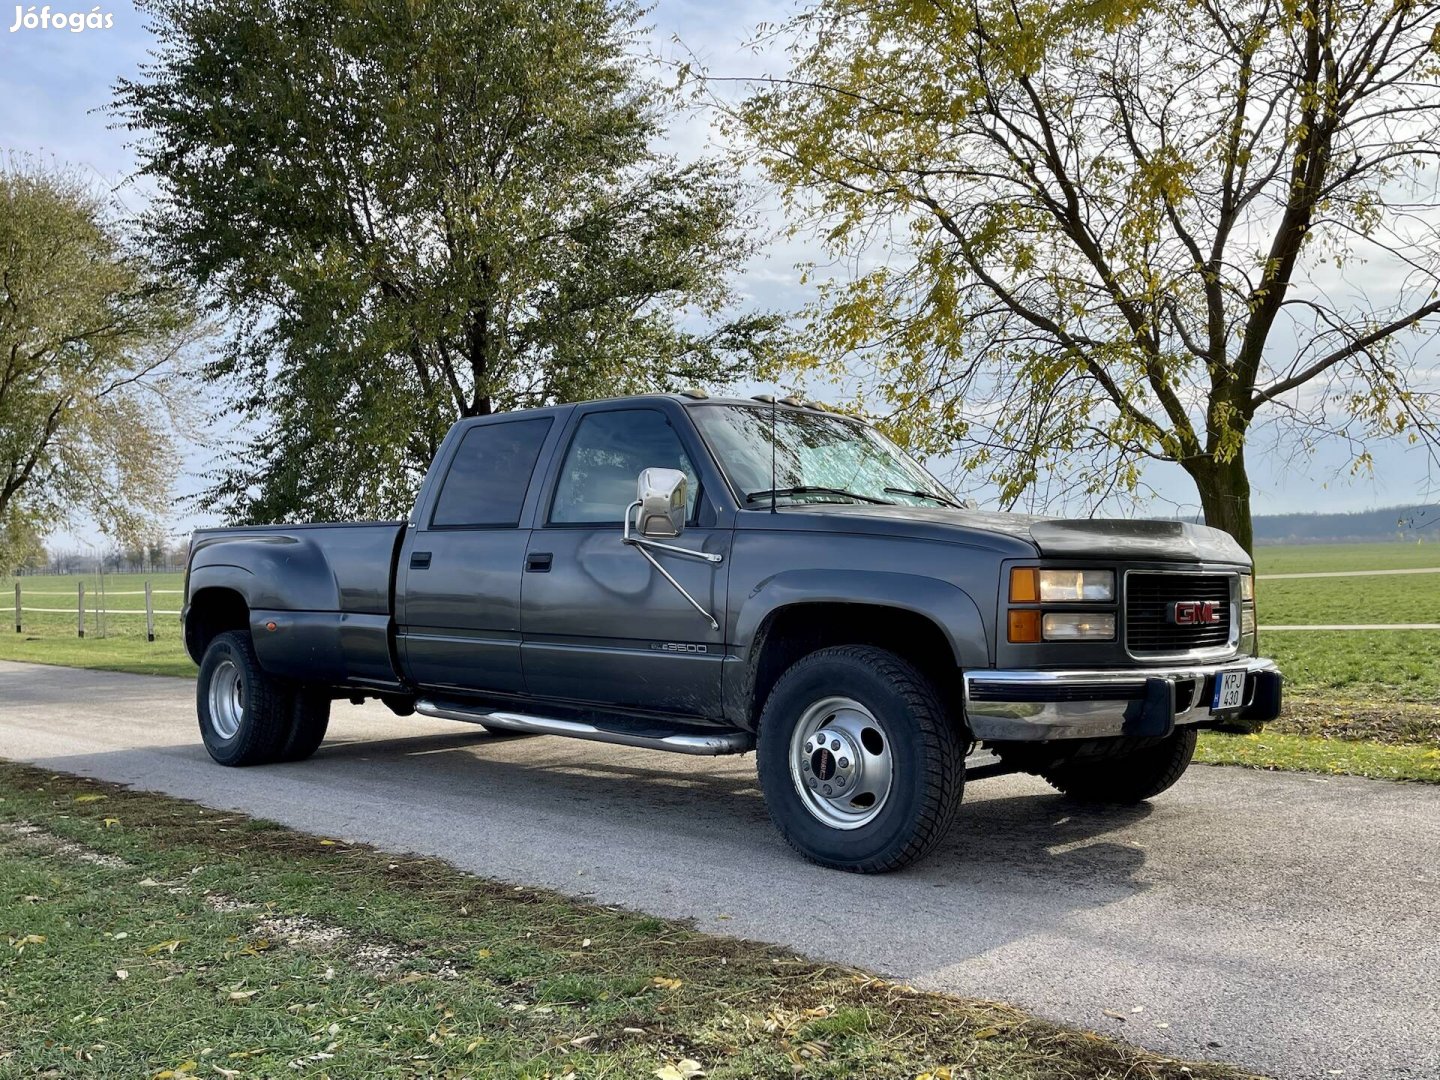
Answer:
770;393;778;514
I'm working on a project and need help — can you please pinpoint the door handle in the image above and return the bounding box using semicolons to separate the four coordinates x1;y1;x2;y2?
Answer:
525;552;553;573
410;551;431;570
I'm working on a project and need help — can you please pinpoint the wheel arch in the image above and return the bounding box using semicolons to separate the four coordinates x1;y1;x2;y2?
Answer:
728;572;991;730
184;579;252;664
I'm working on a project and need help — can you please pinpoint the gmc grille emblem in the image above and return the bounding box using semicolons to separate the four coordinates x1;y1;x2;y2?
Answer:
1168;600;1222;626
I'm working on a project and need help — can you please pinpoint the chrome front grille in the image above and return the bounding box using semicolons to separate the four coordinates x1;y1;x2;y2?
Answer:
1125;573;1233;655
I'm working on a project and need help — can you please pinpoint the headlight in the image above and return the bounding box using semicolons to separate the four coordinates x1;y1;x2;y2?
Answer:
1042;612;1116;641
1241;573;1255;601
1010;568;1116;602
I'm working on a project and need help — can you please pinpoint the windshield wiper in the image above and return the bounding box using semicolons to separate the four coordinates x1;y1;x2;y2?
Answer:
883;486;964;509
745;486;893;506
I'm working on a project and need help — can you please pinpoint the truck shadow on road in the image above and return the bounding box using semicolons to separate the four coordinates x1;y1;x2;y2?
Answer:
304;726;1154;899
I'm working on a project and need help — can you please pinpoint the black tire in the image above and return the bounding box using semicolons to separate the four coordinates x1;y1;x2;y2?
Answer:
1042;728;1198;803
756;645;965;873
279;688;331;762
196;631;292;767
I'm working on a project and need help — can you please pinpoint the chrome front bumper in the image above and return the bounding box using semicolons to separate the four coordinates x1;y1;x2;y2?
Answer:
963;656;1282;741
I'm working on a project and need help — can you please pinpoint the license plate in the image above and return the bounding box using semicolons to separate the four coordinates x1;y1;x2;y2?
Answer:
1211;669;1246;713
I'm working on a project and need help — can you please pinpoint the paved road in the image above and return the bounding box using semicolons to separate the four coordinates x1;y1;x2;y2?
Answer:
2;660;1436;1080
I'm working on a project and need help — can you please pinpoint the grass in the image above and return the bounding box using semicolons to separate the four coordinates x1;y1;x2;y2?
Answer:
0;761;1257;1080
1252;541;1440;574
1256;574;1440;625
1260;630;1440;700
1197;731;1440;783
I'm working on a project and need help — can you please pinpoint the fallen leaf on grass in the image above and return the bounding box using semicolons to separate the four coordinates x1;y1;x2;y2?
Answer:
228;990;259;1002
654;1059;705;1080
915;1070;953;1080
74;794;108;803
651;976;683;991
103;818;119;828
11;934;45;948
972;1026;1000;1039
569;1035;596;1047
152;1060;196;1078
145;939;183;955
114;970;128;981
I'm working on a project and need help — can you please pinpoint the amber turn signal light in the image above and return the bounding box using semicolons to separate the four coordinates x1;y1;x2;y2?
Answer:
1007;609;1041;643
1009;567;1039;603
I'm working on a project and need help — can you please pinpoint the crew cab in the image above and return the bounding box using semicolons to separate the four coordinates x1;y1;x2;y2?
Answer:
183;393;1282;872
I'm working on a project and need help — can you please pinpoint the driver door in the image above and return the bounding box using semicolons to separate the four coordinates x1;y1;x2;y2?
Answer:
520;404;730;718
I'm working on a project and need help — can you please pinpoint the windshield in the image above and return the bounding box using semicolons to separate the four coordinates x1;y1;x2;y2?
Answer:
690;404;959;508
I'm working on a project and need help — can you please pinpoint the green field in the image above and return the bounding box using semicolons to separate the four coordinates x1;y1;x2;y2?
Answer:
1257;573;1440;625
1253;541;1439;574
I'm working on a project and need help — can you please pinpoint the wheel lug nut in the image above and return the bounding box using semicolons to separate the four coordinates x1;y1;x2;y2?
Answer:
808;777;818;788
838;757;849;769
822;784;832;795
830;739;840;751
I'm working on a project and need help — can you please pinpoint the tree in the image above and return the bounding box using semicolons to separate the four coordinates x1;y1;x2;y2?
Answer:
116;0;788;523
0;165;197;567
737;0;1440;552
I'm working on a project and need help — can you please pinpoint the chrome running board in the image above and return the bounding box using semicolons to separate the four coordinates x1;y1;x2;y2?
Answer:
414;700;754;756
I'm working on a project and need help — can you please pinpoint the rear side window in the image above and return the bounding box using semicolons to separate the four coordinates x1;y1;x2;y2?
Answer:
430;418;552;528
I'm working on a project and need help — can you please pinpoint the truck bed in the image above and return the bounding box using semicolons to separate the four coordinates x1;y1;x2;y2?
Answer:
186;521;407;689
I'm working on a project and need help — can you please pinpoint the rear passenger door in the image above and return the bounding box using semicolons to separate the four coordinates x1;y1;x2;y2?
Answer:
397;412;563;696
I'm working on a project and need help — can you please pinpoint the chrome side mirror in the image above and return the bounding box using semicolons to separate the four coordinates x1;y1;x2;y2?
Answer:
635;468;688;538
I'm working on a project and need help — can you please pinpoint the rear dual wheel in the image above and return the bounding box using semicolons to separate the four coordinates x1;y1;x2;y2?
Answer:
198;631;330;766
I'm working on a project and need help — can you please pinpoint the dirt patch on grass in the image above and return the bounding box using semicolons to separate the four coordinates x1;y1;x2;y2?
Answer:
1273;694;1440;747
0;819;129;869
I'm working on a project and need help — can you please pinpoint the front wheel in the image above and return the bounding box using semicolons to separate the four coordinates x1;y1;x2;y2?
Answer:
756;645;966;873
197;631;292;766
1042;728;1198;803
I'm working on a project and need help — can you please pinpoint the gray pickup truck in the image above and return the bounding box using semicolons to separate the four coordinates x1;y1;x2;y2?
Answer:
183;392;1281;872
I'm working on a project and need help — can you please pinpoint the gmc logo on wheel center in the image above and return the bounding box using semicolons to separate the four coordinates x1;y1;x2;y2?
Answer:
1167;600;1222;626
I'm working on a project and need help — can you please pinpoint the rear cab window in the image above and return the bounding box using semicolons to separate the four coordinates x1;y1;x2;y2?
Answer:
430;417;553;528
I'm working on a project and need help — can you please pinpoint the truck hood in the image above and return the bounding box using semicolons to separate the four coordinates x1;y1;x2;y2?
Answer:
760;504;1250;565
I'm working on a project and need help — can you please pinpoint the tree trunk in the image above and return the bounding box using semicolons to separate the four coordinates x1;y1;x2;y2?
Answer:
1189;450;1255;556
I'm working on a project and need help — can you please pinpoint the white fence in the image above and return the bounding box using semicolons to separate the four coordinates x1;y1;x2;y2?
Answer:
14;581;182;642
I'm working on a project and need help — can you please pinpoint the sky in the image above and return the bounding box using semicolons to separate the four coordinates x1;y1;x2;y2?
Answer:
2;0;1435;552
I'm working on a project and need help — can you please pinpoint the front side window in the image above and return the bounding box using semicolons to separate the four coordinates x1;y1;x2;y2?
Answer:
430;418;552;527
690;404;957;508
551;409;698;525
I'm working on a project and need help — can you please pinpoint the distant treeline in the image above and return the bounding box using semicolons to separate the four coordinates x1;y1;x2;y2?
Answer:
1251;504;1438;545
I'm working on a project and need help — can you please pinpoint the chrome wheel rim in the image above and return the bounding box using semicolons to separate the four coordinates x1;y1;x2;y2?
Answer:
208;659;244;740
788;696;893;830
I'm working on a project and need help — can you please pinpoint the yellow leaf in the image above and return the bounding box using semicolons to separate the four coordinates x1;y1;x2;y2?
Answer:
103;818;119;828
972;1026;1000;1039
228;990;259;1002
145;939;183;955
476;948;492;959
75;794;108;803
318;839;337;846
655;1062;704;1080
651;976;683;991
13;934;46;947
